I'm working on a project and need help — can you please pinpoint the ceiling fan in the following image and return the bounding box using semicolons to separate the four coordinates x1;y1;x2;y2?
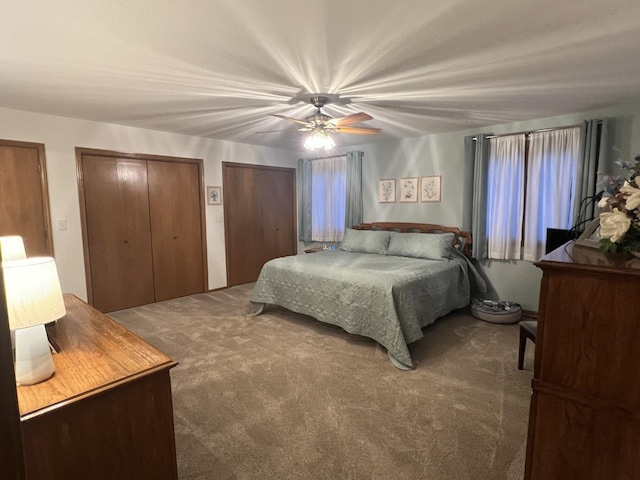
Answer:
260;96;380;150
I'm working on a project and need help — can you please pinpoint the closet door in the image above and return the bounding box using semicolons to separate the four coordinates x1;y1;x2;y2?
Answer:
147;161;205;302
259;168;296;262
224;163;296;286
224;165;263;286
81;156;155;312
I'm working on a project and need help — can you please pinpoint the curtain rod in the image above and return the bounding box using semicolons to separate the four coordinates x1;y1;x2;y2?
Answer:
473;122;592;141
302;154;346;161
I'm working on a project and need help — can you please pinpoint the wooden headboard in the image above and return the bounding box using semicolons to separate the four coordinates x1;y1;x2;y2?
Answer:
352;222;473;258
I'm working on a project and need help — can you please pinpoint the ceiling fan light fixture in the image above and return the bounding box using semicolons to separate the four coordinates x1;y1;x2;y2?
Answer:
304;129;335;151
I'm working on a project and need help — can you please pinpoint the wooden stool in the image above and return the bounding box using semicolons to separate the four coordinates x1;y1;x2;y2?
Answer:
518;320;537;370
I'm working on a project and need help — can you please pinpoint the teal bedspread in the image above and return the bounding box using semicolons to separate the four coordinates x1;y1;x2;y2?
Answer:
251;248;484;370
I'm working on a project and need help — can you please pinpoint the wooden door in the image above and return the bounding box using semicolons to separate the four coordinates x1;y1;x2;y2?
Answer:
224;165;263;285
81;155;155;312
224;163;296;286
259;168;296;262
0;140;53;256
147;161;205;302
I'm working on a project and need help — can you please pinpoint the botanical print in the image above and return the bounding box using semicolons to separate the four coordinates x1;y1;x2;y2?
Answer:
400;177;418;202
207;186;222;205
378;179;396;203
420;176;441;202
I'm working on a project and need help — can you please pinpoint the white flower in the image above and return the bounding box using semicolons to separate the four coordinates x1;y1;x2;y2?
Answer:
599;208;632;243
598;196;610;209
620;180;640;211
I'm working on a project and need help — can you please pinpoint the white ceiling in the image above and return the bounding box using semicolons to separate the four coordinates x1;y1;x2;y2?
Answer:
2;0;640;151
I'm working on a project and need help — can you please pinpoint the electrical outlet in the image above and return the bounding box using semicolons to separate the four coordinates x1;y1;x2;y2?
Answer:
215;213;223;223
57;219;67;230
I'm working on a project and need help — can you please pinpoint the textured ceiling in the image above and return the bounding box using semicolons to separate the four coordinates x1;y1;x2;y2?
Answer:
2;0;640;151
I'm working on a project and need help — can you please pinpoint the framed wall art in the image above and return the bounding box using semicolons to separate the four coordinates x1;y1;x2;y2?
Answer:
574;218;601;249
399;177;418;203
207;186;222;205
378;179;396;203
420;175;441;202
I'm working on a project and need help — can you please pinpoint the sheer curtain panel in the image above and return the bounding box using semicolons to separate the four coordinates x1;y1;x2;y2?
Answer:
524;128;580;261
311;156;347;242
487;135;526;260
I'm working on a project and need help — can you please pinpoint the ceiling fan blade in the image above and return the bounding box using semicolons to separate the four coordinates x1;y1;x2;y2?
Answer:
327;112;373;126
256;127;310;133
332;126;381;135
271;114;313;127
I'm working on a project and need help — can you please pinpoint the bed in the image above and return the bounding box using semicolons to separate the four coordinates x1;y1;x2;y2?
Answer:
250;222;485;370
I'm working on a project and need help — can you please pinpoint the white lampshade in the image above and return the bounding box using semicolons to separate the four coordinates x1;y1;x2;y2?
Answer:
0;235;27;261
3;257;66;330
2;256;66;385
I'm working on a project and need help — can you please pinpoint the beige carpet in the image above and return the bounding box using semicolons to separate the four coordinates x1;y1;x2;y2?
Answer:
109;283;534;480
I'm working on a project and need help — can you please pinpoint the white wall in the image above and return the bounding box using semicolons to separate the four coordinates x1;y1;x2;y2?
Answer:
0;107;298;301
345;101;640;311
4;101;640;311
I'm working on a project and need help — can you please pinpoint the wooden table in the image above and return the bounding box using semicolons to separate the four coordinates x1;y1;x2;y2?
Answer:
17;293;179;480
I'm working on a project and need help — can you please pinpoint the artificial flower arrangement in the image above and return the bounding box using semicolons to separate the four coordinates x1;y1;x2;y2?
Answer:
597;152;640;254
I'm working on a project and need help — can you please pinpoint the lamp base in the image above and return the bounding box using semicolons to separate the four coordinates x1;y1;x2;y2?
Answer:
14;324;55;385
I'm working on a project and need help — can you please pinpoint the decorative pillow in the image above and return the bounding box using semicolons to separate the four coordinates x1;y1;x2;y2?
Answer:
386;232;454;260
338;228;391;255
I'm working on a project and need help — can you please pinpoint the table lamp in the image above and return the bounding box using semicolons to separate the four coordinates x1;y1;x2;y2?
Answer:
1;235;28;352
2;256;66;385
0;235;27;261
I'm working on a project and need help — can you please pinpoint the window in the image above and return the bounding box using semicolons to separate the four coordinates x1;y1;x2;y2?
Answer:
298;151;363;244
311;155;347;242
486;127;580;261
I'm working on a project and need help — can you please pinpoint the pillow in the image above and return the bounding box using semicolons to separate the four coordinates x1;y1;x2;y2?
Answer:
339;228;391;255
386;232;454;260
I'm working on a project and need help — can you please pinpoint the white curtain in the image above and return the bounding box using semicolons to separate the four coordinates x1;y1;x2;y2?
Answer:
487;135;526;259
311;155;346;242
524;128;580;261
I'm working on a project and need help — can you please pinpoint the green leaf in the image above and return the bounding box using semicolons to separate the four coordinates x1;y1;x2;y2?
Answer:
598;238;618;253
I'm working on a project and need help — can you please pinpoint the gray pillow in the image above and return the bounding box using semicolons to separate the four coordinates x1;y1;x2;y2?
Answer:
386;232;454;260
339;228;391;255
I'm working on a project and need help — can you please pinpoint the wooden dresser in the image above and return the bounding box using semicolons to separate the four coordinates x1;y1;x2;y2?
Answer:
17;294;178;480
525;242;640;479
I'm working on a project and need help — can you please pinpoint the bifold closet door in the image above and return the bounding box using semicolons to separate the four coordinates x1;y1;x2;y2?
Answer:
82;156;155;312
147;161;204;302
